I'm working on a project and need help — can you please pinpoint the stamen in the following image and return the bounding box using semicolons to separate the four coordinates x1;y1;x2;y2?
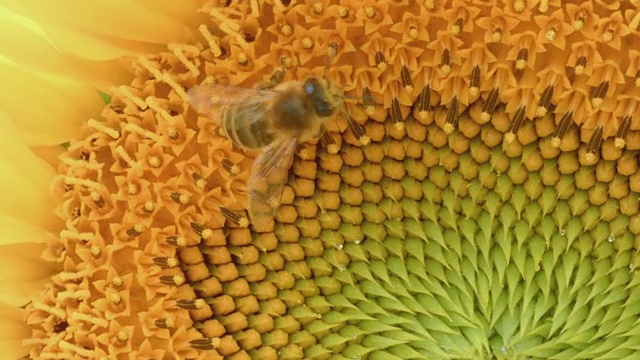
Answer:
444;97;459;134
190;172;207;189
221;207;249;227
170;192;191;204
337;6;349;18
574;56;587;75
59;230;94;242
176;299;206;310
321;132;340;154
400;65;413;91
115;85;148;110
364;6;376;18
590;81;608;108
168;44;199;76
142;201;155;213
302;37;314;49
441;49;451;74
90;191;105;208
153;257;179;268
146;97;177;126
615;116;631;148
160;275;185;286
375;51;387;71
492;28;503;42
515;49;528;70
123;123;162;142
586;125;603;162
505;106;526;143
64;176;101;190
551;111;573;147
362;87;375;115
416;85;431;120
221;159;240;174
190;222;213;240
87;119;120;139
536;86;553;117
480;88;500;123
545;27;557;41
155;317;175;328
250;0;259;17
32;302;66;318
451;18;464;34
59;340;95;358
190;338;220;350
125;224;145;237
312;2;324;14
346;112;370;146
470;66;480;97
390;98;404;131
166;235;187;247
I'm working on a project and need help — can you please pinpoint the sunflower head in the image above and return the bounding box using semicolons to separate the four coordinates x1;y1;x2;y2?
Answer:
20;0;640;359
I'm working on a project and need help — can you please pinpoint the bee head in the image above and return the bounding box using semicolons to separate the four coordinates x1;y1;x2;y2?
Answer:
304;77;344;117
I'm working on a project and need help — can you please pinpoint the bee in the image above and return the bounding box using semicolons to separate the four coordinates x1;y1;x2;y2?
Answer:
188;77;344;229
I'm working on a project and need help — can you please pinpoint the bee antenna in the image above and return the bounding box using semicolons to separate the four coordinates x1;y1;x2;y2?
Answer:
324;42;339;79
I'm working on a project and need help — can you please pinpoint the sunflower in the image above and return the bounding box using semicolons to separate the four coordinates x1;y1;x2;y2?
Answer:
5;0;640;359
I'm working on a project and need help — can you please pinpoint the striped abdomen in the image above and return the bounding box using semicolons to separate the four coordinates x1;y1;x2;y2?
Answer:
221;101;275;149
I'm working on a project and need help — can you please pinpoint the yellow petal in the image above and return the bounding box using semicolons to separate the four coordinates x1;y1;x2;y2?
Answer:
0;302;31;358
0;243;57;306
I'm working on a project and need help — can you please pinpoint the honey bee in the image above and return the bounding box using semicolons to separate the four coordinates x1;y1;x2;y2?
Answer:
189;77;344;229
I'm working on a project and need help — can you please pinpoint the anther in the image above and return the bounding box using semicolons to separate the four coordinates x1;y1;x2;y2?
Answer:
146;97;176;126
451;18;464;34
190;338;221;350
192;173;208;189
176;299;205;310
167;44;199;77
302;37;314;49
153;257;179;268
127;183;139;195
155;317;175;329
416;85;431;120
190;222;213;240
573;12;586;30
470;66;480;97
536;86;553;117
116;86;148;110
198;25;223;57
362;87;375;115
551;111;573;147
64;177;101;190
280;24;292;36
586;125;603;163
346;113;370;146
123;123;162;142
87;119;120;139
505;106;526;143
321;132;340;154
444;97;459;134
90;191;105;208
400;65;413;92
441;49;451;74
160;275;185;286
515;49;528;70
492;28;503;42
126;224;145;237
148;156;162;168
312;2;324;14
170;192;190;204
60;230;94;242
337;6;349;18
390;98;404;131
375;51;387;71
222;159;240;174
574;56;587;75
408;26;419;39
615;116;631;148
364;6;375;18
166;235;187;247
602;29;614;43
481;88;500;122
590;81;608;108
221;207;249;227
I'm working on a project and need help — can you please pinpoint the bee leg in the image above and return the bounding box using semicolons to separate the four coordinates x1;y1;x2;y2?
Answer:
256;56;287;90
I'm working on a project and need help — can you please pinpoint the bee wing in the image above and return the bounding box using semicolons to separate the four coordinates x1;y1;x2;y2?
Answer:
188;83;277;119
247;136;299;230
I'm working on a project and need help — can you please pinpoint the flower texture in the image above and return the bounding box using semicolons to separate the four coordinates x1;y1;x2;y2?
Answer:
22;0;640;359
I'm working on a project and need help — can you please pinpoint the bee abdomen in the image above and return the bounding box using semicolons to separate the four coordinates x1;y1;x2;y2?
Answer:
222;103;274;149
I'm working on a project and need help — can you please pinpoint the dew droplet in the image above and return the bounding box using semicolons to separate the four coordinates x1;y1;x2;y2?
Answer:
607;234;615;242
559;229;566;236
336;244;344;250
354;239;362;244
